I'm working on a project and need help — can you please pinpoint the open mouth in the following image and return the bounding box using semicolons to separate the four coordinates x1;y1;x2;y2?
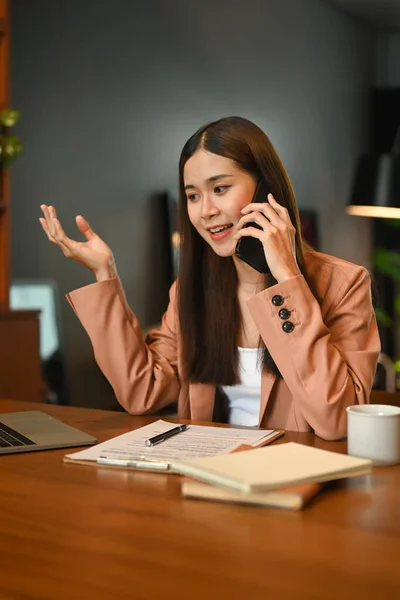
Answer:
208;224;233;235
207;224;234;242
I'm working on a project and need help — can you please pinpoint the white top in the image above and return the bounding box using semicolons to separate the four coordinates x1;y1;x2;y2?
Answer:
222;347;262;427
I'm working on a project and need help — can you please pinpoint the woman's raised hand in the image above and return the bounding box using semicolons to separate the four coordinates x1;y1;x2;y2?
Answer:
234;194;301;284
39;205;117;281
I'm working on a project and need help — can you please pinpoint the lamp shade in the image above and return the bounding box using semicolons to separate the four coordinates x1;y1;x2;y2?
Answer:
346;154;400;219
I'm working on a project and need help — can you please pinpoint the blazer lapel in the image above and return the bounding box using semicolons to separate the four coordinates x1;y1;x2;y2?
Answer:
259;370;276;426
189;383;216;421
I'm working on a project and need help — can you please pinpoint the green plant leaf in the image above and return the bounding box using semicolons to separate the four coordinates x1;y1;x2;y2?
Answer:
0;109;20;127
386;219;400;229
373;248;400;280
394;294;400;317
0;133;23;167
374;307;393;327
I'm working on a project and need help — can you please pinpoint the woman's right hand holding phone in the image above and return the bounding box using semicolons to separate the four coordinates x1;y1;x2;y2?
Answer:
39;205;117;281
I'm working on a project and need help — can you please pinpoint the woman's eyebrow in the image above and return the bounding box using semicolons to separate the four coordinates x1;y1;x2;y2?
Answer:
184;174;233;190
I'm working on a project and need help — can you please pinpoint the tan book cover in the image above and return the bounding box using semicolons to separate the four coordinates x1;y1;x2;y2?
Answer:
181;479;323;510
171;442;372;494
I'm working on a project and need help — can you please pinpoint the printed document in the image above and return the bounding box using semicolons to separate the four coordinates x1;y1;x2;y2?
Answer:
65;419;280;465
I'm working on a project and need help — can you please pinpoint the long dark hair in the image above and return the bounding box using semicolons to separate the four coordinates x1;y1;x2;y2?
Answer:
178;116;307;385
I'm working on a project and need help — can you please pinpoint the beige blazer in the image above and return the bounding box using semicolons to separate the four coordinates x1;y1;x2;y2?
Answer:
67;250;380;441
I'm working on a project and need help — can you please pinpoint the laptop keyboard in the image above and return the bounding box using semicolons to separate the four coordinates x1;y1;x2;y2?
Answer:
0;422;35;448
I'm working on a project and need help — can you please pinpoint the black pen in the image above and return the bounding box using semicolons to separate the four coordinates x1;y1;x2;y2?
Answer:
145;424;189;447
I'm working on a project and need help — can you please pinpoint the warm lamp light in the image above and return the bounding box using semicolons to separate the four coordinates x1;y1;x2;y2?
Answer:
346;128;400;219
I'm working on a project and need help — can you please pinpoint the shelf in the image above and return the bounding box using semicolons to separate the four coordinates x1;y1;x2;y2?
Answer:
0;309;41;320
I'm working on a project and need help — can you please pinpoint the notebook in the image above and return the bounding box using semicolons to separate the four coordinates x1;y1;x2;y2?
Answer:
0;411;96;455
171;442;372;493
181;443;323;509
181;480;323;510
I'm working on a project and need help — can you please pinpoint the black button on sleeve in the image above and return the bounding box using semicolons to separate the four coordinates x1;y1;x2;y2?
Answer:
282;321;294;333
271;294;284;307
278;308;291;320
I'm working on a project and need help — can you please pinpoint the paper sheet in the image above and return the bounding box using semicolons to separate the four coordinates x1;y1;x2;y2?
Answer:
65;419;278;463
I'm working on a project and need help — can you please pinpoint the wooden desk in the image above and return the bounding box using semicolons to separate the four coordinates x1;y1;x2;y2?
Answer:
0;400;399;600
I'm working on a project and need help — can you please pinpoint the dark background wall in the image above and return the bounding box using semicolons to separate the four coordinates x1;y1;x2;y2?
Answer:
376;32;400;86
373;30;400;360
10;0;375;408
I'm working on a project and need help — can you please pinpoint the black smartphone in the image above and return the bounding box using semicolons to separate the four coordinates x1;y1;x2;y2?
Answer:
235;178;270;273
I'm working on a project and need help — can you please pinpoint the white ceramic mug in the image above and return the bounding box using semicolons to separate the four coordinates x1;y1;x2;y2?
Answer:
346;404;400;466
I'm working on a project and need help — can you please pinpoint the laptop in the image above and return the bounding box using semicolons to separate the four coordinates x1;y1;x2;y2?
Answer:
0;411;97;455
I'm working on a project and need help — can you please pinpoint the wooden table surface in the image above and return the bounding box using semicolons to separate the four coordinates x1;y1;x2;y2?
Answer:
0;399;399;600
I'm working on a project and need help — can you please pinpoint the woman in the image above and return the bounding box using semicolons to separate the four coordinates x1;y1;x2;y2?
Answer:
39;116;380;440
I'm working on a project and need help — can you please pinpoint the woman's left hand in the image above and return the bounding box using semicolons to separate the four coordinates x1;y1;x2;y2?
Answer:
234;193;301;283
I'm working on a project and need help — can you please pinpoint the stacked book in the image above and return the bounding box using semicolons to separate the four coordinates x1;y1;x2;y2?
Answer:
171;442;372;510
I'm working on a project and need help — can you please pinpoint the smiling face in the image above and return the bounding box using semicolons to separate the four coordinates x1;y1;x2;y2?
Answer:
183;149;257;257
